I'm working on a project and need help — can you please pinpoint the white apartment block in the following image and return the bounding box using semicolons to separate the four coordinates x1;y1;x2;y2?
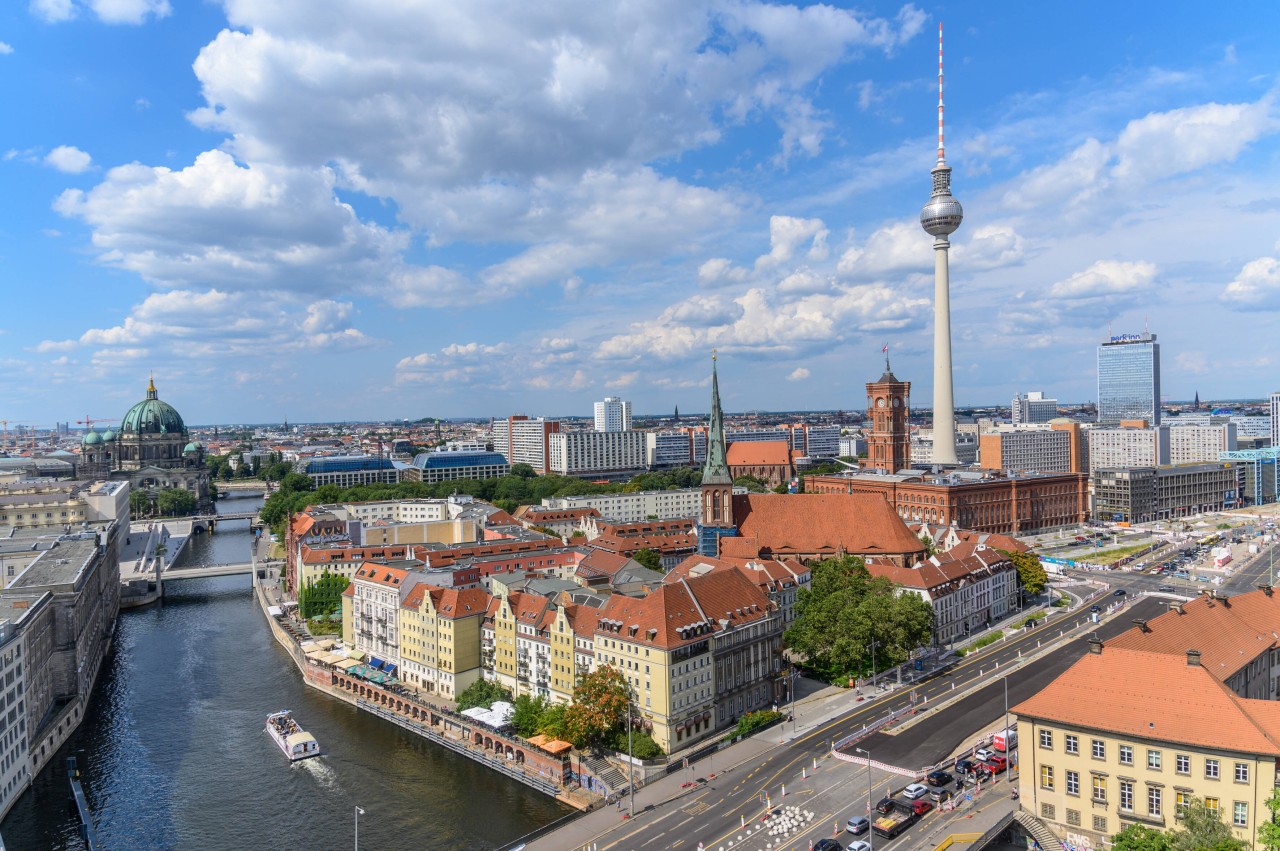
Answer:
337;499;453;525
548;431;648;477
350;564;413;671
1087;424;1170;474
727;425;841;458
1011;391;1058;425
1169;423;1237;465
839;436;866;458
593;397;632;432
911;432;979;465
491;416;561;474
542;487;747;523
979;426;1072;472
1271;392;1280;446
647;430;707;468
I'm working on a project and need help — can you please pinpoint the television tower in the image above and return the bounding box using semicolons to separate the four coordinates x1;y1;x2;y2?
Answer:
919;22;963;465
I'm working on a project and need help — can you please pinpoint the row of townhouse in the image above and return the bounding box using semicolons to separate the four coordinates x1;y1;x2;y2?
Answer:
342;549;794;753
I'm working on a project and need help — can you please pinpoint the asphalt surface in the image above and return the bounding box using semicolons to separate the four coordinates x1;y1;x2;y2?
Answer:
586;589;1150;851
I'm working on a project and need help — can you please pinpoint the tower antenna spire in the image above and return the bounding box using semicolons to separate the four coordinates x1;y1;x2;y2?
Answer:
937;21;946;164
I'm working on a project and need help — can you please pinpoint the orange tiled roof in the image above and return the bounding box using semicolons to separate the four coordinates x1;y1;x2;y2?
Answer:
354;561;409;587
429;587;492;618
727;440;792;467
866;549;1010;593
1106;589;1280;680
596;568;773;650
1012;645;1280;757
666;554;808;593
731;494;926;558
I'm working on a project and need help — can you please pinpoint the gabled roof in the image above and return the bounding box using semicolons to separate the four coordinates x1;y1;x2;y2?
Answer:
595;568;773;651
731;494;926;558
429;587;492;618
866;548;1011;594
353;561;409;587
1013;645;1280;757
665;554;808;593
727;440;793;467
1106;589;1280;680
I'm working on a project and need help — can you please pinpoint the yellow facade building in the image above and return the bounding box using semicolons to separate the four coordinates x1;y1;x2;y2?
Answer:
398;585;489;700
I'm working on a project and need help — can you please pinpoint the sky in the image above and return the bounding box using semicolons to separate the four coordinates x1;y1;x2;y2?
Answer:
2;1;1279;426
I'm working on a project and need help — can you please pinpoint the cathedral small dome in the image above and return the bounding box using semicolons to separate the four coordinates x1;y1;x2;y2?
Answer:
184;442;202;454
82;430;102;446
100;428;116;441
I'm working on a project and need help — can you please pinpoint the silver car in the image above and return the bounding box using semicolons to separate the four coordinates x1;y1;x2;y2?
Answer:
846;815;870;835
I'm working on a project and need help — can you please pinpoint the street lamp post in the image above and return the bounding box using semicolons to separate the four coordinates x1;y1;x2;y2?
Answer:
856;746;874;851
354;806;365;851
627;697;635;818
787;668;800;733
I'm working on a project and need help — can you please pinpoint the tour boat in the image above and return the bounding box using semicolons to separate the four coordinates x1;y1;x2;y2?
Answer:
265;710;321;761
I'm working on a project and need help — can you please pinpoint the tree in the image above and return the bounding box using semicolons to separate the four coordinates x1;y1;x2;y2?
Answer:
536;702;569;739
1170;797;1247;851
563;665;630;749
918;533;938;557
784;555;933;683
632;549;663;573
733;475;769;493
129;489;151;518
510;463;537;478
511;694;550;737
456;679;512;712
1111;824;1172;851
298;571;351;619
156;488;197;516
1002;549;1048;597
1260;786;1280;851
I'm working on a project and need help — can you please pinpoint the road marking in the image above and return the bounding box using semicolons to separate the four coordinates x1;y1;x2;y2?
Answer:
683;801;711;816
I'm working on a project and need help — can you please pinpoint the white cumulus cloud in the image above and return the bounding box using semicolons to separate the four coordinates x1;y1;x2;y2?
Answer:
1047;260;1157;299
44;145;92;173
1222;257;1280;309
787;367;810;381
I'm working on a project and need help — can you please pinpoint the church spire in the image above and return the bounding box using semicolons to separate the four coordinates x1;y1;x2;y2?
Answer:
702;351;732;485
147;371;157;400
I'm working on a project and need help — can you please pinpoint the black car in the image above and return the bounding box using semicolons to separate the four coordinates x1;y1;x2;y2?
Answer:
875;796;895;814
1090;604;1101;613
1113;588;1127;596
814;840;844;851
955;758;976;775
927;770;953;787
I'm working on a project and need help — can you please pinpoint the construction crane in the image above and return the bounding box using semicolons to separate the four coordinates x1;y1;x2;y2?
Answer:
76;416;118;431
0;421;30;452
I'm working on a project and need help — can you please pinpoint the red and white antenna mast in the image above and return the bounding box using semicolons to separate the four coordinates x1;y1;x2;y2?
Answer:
937;22;946;164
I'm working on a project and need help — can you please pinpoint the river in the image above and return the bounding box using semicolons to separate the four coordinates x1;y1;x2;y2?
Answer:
0;492;570;849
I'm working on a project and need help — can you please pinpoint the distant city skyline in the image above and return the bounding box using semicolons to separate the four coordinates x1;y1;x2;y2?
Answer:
2;3;1280;424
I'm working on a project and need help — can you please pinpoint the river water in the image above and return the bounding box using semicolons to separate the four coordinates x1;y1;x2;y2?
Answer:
0;493;569;850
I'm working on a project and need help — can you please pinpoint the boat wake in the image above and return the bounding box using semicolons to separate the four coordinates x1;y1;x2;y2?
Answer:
296;756;338;789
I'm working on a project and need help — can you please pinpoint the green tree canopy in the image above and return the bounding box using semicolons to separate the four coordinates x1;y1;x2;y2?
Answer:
784;555;933;683
733;475;769;493
1002;549;1048;596
1169;797;1248;851
632;549;663;572
456;679;512;712
156;488;197;516
510;694;551;737
1112;824;1172;851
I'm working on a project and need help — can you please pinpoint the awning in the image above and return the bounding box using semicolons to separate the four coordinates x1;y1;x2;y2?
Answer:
339;660;363;672
347;650;366;662
267;605;284;617
369;657;386;670
543;739;573;754
383;664;397;676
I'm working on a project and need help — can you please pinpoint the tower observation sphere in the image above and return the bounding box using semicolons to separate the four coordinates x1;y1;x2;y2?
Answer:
920;181;963;237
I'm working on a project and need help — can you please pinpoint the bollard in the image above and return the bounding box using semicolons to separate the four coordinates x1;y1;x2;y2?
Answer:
813;756;818;770
781;784;787;797
802;767;807;779
741;815;746;828
834;821;840;837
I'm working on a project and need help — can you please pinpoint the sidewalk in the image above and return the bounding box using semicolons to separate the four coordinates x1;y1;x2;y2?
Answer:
519;677;911;851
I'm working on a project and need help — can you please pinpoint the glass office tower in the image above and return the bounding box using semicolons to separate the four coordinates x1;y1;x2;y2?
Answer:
1097;332;1161;425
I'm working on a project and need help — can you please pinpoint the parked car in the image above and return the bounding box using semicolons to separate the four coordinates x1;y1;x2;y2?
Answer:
974;747;995;761
984;755;1009;773
846;816;870;835
926;770;953;787
876;797;895;814
903;783;929;800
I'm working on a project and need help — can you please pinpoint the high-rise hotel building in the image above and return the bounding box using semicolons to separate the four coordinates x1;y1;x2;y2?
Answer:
1097;332;1161;426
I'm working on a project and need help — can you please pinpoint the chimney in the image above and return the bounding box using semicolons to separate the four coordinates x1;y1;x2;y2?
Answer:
1258;584;1274;597
1171;602;1184;614
1187;649;1202;667
1132;619;1149;633
1087;636;1103;654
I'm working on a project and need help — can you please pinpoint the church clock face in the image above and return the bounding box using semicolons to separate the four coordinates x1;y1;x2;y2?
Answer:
876;398;885;408
892;397;900;408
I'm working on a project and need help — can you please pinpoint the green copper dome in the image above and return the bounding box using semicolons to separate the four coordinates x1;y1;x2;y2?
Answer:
121;377;187;435
100;428;116;441
184;441;202;453
82;430;102;446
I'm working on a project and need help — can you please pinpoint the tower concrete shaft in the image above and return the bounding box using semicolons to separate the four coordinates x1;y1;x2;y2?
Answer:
931;233;958;464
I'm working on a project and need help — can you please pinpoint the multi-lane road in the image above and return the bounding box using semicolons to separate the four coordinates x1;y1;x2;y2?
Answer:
571;594;1168;851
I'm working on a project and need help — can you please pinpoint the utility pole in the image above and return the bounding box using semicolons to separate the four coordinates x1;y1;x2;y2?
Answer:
856;746;874;851
628;694;635;818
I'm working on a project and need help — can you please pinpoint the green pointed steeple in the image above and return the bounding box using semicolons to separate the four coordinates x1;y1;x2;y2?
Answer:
703;352;732;485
